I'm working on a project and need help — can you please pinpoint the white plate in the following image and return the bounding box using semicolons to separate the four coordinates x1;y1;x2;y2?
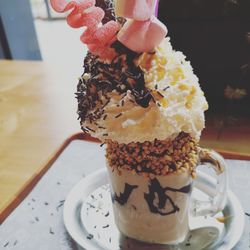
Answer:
63;168;244;250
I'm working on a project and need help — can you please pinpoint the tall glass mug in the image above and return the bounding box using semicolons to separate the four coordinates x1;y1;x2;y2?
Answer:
105;135;228;245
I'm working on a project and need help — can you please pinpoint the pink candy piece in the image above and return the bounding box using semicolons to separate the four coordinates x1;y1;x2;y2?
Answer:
117;15;167;53
115;0;157;21
50;0;119;58
80;21;118;46
50;0;94;13
92;21;119;46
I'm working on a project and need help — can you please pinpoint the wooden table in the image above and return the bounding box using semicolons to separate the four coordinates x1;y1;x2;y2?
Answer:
0;59;249;224
0;60;80;222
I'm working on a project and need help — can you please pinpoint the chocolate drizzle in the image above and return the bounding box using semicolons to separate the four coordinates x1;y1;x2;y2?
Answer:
76;42;153;129
112;183;138;205
144;178;192;216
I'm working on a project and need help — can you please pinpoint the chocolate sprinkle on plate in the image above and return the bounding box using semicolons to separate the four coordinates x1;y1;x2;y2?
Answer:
87;234;94;240
56;203;64;211
49;227;55;235
3;242;9;247
86;202;95;209
98;126;106;129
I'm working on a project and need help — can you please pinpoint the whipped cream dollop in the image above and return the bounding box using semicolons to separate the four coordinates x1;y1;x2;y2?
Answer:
80;38;208;143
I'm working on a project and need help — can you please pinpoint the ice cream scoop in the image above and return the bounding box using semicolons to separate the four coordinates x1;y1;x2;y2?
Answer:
77;38;208;143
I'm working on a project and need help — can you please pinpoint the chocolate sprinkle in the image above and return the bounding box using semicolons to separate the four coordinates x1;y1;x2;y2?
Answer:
103;224;109;228
87;234;94;240
131;205;137;210
3;242;9;247
86;202;95;209
86;126;95;133
157;91;164;98
115;113;122;118
245;212;250;216
49;227;55;235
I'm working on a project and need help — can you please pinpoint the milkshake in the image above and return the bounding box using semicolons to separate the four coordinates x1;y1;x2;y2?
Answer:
76;37;208;243
50;0;227;245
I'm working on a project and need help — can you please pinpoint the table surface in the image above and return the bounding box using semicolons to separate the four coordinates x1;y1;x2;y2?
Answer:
0;140;249;250
0;60;80;222
0;59;250;225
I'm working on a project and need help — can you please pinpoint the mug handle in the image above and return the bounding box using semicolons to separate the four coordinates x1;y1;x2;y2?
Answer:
191;148;229;217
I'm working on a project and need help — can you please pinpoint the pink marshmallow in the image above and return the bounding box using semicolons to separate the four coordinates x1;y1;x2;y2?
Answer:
117;16;168;53
115;0;157;21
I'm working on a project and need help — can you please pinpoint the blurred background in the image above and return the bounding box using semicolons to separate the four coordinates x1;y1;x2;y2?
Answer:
0;0;85;72
0;0;250;136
